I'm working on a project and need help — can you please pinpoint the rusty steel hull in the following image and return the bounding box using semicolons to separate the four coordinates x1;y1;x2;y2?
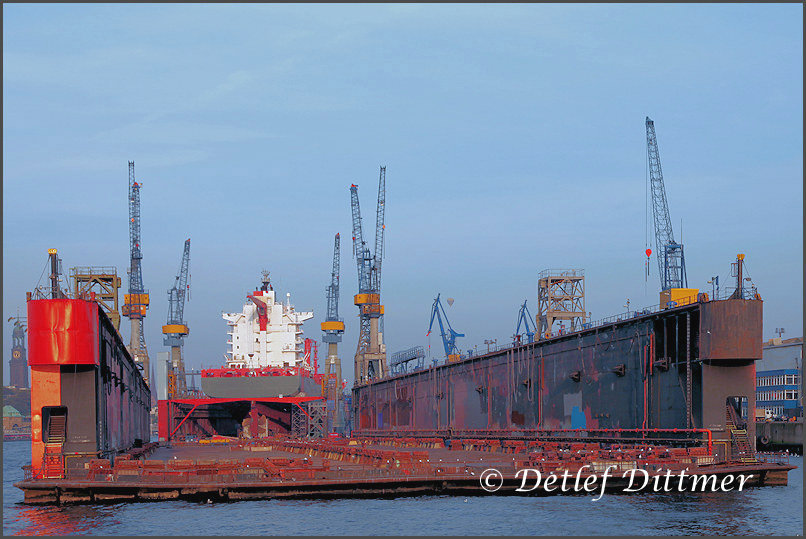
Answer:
200;374;321;399
353;299;762;456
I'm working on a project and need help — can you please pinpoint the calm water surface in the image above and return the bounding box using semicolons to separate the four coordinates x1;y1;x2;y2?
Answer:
3;442;803;536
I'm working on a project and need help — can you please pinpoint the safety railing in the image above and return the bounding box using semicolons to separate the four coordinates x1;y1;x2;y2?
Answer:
756;452;791;465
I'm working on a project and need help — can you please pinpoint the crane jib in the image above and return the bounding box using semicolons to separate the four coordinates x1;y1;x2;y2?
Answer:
646;117;687;291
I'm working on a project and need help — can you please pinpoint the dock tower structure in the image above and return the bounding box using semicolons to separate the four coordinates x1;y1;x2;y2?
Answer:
537;268;586;339
70;267;122;330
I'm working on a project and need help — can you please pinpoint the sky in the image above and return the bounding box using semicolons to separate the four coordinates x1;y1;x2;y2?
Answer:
3;4;803;387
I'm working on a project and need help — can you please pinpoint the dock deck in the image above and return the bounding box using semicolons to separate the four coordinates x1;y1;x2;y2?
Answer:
15;436;795;505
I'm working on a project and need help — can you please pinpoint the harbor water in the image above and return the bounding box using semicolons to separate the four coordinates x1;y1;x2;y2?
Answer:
3;442;802;536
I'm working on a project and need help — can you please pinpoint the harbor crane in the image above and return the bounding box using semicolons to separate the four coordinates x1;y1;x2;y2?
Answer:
514;299;536;344
426;293;464;363
646;117;687;292
321;233;345;429
121;161;151;385
350;167;388;383
162;238;191;398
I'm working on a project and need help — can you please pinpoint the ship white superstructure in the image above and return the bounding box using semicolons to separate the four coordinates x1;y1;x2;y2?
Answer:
223;273;313;370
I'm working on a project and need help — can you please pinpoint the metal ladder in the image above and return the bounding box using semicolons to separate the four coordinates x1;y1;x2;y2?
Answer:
725;408;757;463
43;415;67;478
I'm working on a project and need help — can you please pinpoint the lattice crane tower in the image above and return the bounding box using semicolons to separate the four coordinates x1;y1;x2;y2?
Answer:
121;161;151;385
321;233;345;428
162;239;191;397
349;166;388;383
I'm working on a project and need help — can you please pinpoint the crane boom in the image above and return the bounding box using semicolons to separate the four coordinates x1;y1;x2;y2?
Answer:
646;117;687;290
166;239;191;329
350;185;371;293
372;166;386;292
128;161;145;303
326;233;341;322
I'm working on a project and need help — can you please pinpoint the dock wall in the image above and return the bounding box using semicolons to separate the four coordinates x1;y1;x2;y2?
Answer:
353;299;761;455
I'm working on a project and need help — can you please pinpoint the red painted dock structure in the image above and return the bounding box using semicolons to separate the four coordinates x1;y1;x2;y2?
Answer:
26;298;150;479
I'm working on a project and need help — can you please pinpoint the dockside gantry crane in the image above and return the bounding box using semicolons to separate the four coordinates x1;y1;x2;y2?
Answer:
646;117;688;293
514;299;536;344
321;233;345;428
121;161;151;385
162;239;191;398
427;293;464;363
350;166;387;383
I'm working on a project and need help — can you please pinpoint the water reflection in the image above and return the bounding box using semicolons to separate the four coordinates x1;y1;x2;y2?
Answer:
622;483;784;535
11;505;120;536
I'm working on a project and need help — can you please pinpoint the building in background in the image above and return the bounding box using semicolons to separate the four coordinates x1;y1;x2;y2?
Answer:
756;337;803;419
9;319;28;388
3;405;30;431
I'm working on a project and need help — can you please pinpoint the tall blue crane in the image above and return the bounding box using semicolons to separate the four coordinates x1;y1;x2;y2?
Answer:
427;293;464;362
514;299;536;344
122;161;151;383
162;239;190;397
646;117;687;291
321;233;345;431
323;233;343;336
349;166;388;382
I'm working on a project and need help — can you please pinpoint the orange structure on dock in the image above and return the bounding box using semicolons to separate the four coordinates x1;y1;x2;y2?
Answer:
26;297;150;479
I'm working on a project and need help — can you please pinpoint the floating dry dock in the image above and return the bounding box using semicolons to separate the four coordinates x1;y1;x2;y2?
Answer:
16;436;794;504
17;265;795;505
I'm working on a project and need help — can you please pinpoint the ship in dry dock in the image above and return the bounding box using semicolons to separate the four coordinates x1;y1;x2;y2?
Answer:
199;272;321;400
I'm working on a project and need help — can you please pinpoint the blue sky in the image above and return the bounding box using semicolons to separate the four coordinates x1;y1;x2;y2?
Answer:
3;4;803;386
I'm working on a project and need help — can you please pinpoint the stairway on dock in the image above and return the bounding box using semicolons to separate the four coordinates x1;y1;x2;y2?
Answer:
43;415;66;478
726;407;756;464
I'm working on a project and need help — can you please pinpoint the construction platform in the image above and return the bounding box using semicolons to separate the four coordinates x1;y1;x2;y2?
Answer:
15;436;794;505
